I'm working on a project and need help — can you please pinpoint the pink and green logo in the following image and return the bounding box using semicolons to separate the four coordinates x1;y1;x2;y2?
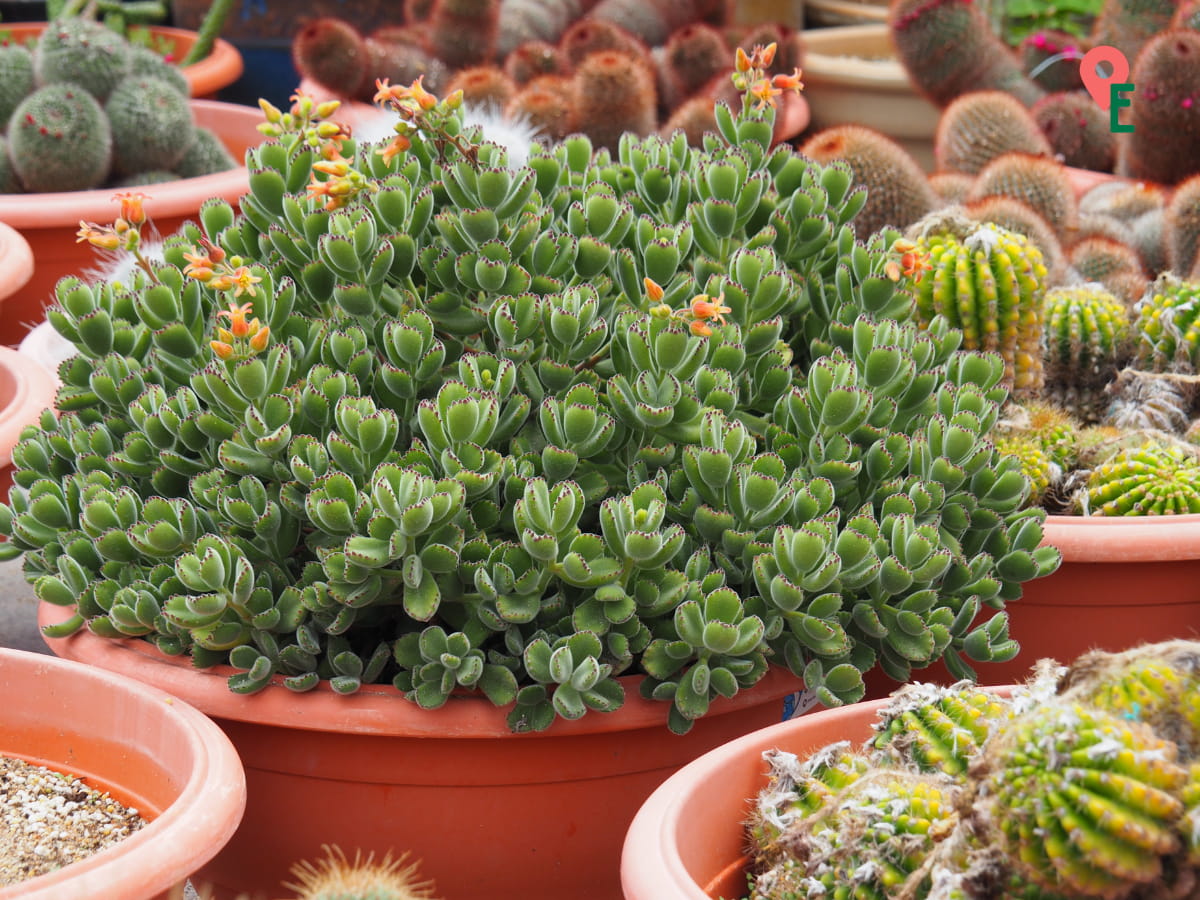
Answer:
1081;45;1135;132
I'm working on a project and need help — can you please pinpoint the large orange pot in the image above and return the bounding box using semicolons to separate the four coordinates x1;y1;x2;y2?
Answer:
37;600;802;900
0;646;246;900
0;22;243;98
0;98;264;345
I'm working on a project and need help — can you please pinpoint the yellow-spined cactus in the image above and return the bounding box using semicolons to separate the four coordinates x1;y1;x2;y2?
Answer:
912;217;1048;397
1084;440;1200;515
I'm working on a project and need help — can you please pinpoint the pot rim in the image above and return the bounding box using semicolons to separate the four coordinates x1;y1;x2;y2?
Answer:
0;99;259;227
800;23;914;89
36;599;803;739
0;345;58;468
1042;512;1200;561
0;646;246;899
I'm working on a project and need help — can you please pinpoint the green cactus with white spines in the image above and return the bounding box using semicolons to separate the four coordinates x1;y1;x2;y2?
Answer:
911;217;1048;397
6;82;112;192
1085;441;1200;515
1043;285;1132;422
984;701;1188;897
33;17;131;103
105;75;194;176
750;742;871;862
0;43;35;129
755;772;961;900
870;682;1012;776
1133;277;1200;373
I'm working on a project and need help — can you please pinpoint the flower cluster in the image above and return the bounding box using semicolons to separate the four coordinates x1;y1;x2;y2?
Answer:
182;237;262;299
885;238;932;284
76;192;159;281
208;301;271;361
372;76;474;167
645;278;733;337
731;43;804;112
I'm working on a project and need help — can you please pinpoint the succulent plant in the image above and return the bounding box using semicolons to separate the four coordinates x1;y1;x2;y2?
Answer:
1166;174;1200;277
0;56;1059;735
968;152;1078;234
747;640;1200;900
1031;91;1117;174
33;17;131;103
1090;0;1180;64
0;43;36;128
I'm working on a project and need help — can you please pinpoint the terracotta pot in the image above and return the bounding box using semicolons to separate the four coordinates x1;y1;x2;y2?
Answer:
731;0;805;26
0;98;264;346
622;686;1014;899
799;24;940;172
0;22;244;98
0;647;246;900
37;600;803;900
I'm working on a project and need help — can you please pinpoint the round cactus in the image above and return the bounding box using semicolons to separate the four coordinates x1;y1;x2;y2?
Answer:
558;18;648;71
1031;91;1117;174
801;125;939;237
912;216;1049;396
32;18;132;103
0;136;21;193
0;43;35;130
427;0;500;68
1127;30;1200;185
1086;441;1200;515
659;93;717;147
871;683;1012;776
503;40;563;84
7;83;111;192
445;65;519;109
571;49;657;151
1058;642;1200;759
1020;30;1086;93
291;17;370;99
749;742;871;861
934;90;1052;176
1133;276;1200;372
173;127;236;179
657;22;729;109
1104;368;1192;434
505;75;576;141
1080;179;1167;223
968;151;1078;234
983;700;1188;894
283;844;440;900
105;75;195;177
1044;284;1132;387
1069;237;1148;305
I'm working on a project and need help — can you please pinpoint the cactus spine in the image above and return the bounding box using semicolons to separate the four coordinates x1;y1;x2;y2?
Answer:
968;152;1078;234
870;683;1012;776
283;845;441;900
427;0;500;68
104;75;194;177
1133;276;1200;372
0;43;35;130
32;17;130;103
911;217;1049;396
1167;174;1200;277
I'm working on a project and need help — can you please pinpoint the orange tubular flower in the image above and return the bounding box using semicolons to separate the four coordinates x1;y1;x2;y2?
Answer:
76;222;120;251
248;326;271;352
378;134;412;164
735;46;752;73
643;278;665;303
773;68;804;94
689;319;714;338
210;340;235;360
901;249;932;283
113;191;149;227
218;301;255;337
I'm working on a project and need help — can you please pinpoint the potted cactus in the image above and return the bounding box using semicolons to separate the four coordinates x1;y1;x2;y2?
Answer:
623;637;1200;900
9;43;1057;899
